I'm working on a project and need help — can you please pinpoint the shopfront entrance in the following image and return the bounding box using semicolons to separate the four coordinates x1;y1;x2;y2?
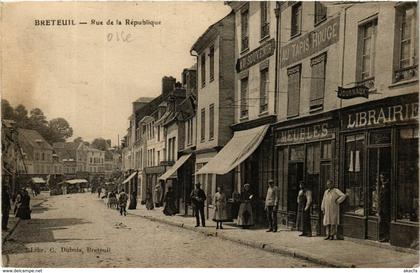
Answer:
340;93;419;248
274;115;337;235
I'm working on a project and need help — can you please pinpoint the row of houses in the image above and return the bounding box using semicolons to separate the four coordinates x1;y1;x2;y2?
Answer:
1;121;122;191
121;2;418;248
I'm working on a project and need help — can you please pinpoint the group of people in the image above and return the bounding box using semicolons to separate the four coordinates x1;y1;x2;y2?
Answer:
2;186;32;231
101;188;137;216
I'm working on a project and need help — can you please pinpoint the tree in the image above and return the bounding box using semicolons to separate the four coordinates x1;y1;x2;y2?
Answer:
1;99;15;120
73;136;84;144
91;138;108;151
47;118;73;143
14;104;30;128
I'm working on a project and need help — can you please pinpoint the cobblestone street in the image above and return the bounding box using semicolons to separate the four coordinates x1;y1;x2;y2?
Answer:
2;193;321;268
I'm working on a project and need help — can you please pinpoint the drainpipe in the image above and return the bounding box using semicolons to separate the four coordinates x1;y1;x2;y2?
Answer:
189;48;199;216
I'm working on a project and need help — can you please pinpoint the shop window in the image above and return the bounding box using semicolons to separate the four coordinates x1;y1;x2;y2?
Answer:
291;2;302;38
356;18;377;88
369;130;391;145
344;134;365;216
260;68;269;113
397;127;419;222
290;145;304;161
394;3;418;82
314;1;327;26
310;53;326;110
306;143;321;216
321;141;332;159
287;65;301;117
260;1;270;39
240;77;249;118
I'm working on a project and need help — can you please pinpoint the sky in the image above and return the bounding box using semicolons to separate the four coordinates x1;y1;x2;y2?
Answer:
2;1;231;146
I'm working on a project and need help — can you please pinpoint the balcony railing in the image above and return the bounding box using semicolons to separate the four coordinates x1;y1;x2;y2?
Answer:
394;65;418;83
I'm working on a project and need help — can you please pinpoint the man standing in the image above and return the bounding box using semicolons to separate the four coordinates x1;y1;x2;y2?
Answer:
190;182;206;227
321;180;346;240
265;180;278;232
2;185;11;231
119;189;128;216
379;173;391;242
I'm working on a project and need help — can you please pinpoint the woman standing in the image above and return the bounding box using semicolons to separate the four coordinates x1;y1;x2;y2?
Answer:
213;186;228;229
296;182;312;236
237;184;254;229
128;191;137;210
163;187;177;216
16;189;31;220
145;189;154;210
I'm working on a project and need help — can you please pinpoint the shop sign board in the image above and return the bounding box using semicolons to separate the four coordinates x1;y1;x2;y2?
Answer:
343;102;419;129
337;85;369;99
276;121;335;145
280;16;340;68
236;39;275;72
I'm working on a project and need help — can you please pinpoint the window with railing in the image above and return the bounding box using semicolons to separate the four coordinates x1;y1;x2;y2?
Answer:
394;3;418;83
260;1;270;39
209;46;215;82
241;7;249;51
291;2;302;38
259;68;269;113
201;108;206;142
240;77;249;118
357;18;377;88
201;53;206;87
209;104;214;139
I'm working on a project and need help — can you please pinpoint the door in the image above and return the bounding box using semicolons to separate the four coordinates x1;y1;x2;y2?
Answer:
367;146;391;240
287;162;304;228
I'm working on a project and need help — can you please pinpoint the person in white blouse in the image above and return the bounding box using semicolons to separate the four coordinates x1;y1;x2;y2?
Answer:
321;180;347;240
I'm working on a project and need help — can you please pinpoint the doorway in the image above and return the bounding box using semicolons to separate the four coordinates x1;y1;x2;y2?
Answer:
287;162;304;227
367;146;391;240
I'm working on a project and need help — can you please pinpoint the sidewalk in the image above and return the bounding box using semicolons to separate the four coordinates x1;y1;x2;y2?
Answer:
2;192;49;244
122;203;419;268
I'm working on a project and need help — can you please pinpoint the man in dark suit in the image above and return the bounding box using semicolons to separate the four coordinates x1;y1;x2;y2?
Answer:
190;182;206;227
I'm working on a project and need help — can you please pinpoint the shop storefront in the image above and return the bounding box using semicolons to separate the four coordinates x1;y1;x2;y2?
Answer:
274;113;338;235
339;93;418;248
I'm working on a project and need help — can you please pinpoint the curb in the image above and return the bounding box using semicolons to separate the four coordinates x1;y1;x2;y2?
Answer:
2;198;48;244
128;211;354;268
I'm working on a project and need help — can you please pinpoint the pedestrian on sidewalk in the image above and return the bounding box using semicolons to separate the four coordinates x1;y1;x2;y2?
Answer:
2;185;11;231
321;180;346;240
190;182;206;227
118;189;128;216
379;173;391;242
296;181;312;237
154;184;163;208
128;191;137;210
163;187;177;216
213;186;228;229
237;184;254;229
265;180;278;232
97;187;101;198
15;189;31;220
145;189;154;210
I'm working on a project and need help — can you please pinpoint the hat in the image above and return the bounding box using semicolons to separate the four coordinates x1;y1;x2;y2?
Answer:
268;179;274;184
195;182;201;185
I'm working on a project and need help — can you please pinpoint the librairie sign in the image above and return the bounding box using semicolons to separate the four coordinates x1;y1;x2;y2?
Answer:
236;39;275;72
343;102;419;129
280;16;340;68
337;85;369;99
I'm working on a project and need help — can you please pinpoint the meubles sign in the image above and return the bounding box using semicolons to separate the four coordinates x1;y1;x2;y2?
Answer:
280;16;340;68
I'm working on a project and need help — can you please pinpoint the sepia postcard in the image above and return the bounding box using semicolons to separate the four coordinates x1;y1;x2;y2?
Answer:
1;0;419;271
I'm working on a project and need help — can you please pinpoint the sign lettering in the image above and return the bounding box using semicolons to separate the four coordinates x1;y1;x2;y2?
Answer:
337;85;369;99
280;16;340;68
236;39;275;72
276;122;334;145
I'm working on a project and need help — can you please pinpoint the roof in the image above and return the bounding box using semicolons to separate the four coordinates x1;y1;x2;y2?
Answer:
135;97;154;103
52;142;79;160
59;179;88;185
191;11;234;53
18;128;53;150
31;177;46;184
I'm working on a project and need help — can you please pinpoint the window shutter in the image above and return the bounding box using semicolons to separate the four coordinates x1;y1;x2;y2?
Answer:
287;65;301;117
310;53;326;108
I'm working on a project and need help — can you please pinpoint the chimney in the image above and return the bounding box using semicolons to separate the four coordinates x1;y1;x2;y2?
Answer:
162;76;176;97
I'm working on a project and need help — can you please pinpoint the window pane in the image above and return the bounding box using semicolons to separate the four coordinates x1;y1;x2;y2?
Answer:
241;78;249;117
321;141;332;159
290;145;304;161
397;128;419;222
344;134;365;215
287;66;301;116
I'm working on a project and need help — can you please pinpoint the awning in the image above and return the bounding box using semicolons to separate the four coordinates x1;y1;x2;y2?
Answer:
59;179;88;185
196;125;269;175
158;154;192;181
122;172;137;184
31;177;46;184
